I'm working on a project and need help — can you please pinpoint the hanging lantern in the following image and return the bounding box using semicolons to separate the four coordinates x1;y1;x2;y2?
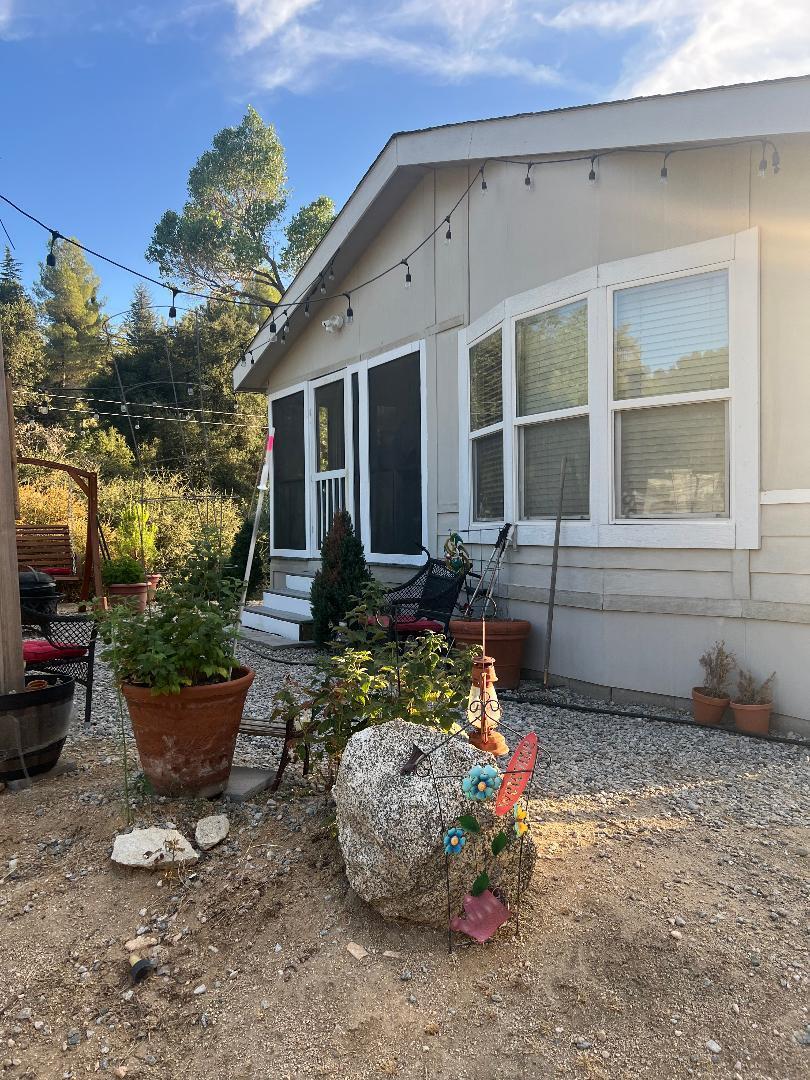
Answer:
467;655;508;756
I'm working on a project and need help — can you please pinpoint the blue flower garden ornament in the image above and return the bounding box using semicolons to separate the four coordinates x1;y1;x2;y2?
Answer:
462;763;502;802
443;827;467;855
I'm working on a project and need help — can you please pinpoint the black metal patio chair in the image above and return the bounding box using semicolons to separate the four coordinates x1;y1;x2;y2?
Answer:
20;608;98;725
376;548;467;639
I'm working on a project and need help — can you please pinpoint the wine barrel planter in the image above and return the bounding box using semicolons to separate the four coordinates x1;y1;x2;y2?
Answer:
121;666;255;798
0;673;75;782
449;618;531;690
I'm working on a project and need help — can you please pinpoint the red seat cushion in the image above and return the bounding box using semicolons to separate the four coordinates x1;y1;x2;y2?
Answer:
23;640;87;663
40;567;73;576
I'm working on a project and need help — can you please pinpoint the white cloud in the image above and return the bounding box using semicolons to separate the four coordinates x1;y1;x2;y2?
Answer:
543;1;810;97
222;0;562;92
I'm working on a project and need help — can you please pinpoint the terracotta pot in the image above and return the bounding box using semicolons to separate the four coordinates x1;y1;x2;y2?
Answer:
107;582;148;613
691;687;730;726
146;574;162;602
731;701;772;736
449;618;531;690
121;667;254;798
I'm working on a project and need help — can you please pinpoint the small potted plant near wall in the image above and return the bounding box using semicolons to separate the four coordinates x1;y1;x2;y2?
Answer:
692;641;735;726
731;669;775;736
102;556;149;612
98;539;254;797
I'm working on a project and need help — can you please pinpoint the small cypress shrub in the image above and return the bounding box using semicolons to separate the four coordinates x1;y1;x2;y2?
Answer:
310;510;370;644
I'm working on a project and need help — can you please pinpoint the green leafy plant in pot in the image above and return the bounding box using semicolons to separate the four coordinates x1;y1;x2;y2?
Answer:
97;537;254;797
731;669;774;736
692;641;735;726
102;555;148;613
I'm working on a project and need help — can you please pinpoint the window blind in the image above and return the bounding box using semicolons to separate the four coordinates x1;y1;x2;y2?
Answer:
520;416;590;518
470;329;502;431
617;401;728;518
516;299;587;417
473;432;504;521
614;271;729;400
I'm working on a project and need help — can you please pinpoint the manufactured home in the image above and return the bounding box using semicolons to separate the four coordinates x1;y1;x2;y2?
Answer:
234;76;810;735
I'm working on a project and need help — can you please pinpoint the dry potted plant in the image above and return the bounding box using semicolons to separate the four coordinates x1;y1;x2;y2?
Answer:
97;537;254;797
731;669;775;736
692;641;735;725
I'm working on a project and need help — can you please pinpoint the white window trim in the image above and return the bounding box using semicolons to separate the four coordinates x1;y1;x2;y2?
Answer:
458;229;760;550
269;342;429;566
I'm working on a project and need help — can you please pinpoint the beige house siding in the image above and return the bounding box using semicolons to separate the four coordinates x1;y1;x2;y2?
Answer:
257;130;810;733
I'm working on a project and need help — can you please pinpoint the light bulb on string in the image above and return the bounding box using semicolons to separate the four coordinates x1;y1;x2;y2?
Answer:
402;260;411;288
345;294;354;324
268;317;277;342
187;385;194;396
480;167;488;193
444;217;452;245
524;163;534;189
319;277;327;295
168;288;179;319
328;263;335;281
120;404;128;414
758;142;768;177
304;298;310;317
46;230;59;267
659;153;670;185
135;420;141;431
588;156;597;183
772;147;780;174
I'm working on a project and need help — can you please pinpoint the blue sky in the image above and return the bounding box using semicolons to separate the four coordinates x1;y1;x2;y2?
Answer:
1;0;808;315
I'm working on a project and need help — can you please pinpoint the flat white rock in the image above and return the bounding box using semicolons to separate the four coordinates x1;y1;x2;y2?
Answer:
194;814;230;851
111;828;199;870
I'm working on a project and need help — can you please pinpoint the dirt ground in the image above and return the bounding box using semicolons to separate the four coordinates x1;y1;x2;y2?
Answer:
0;734;808;1080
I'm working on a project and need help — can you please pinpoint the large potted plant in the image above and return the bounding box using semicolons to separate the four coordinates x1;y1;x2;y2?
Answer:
692;641;735;725
98;540;254;797
449;617;530;690
731;669;775;736
102;556;148;612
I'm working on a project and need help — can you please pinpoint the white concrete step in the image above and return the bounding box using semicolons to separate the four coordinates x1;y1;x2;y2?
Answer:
241;604;313;642
285;573;314;594
262;586;311;617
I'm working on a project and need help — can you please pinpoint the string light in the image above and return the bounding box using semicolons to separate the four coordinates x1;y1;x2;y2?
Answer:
772;147;780;174
168;288;179;319
659;152;670;185
524;163;534;189
758;142;768;178
480;167;488;193
444;217;452;245
46;230;59;267
319;276;327;295
304;297;311;317
328;262;335;281
588;156;597;183
402;260;411;288
345;294;354;324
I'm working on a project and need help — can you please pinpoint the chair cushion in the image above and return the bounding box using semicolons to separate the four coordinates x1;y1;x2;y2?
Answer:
23;640;87;662
40;566;73;576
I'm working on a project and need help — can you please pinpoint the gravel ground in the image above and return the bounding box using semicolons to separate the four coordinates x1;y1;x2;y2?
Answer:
0;640;804;1079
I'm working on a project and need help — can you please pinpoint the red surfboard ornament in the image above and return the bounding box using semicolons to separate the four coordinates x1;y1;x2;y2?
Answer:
494;732;538;816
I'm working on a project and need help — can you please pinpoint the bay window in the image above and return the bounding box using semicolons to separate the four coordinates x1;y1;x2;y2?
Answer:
460;229;759;549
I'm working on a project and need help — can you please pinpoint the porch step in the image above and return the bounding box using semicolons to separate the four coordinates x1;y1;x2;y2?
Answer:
261;586;312;618
285;573;314;594
241;604;314;642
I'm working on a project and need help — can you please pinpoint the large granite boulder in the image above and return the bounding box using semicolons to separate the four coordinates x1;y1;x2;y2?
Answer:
333;720;537;928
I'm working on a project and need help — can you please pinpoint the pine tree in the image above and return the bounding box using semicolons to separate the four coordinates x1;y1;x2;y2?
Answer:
0;247;24;301
310;510;370;644
125;283;159;349
34;238;106;388
0;249;47;405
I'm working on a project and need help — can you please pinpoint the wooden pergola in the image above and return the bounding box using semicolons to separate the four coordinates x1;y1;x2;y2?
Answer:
16;457;104;601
